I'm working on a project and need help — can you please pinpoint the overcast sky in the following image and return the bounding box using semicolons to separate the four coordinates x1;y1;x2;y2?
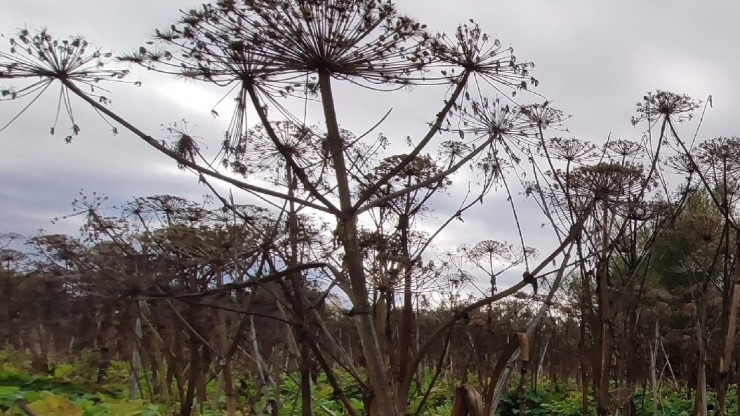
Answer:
1;1;737;288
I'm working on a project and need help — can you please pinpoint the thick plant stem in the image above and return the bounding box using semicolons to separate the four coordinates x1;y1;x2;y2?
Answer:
398;212;413;386
715;238;740;415
317;68;398;416
486;247;572;416
694;294;708;416
650;320;658;416
594;205;613;416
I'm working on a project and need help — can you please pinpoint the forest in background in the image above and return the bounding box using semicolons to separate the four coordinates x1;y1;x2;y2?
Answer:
0;185;737;416
2;1;740;415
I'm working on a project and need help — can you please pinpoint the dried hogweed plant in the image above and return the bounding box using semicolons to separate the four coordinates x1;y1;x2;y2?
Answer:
0;29;131;139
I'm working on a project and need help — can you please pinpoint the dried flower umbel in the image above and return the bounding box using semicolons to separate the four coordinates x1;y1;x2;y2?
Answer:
0;29;130;137
132;0;427;88
429;21;537;91
233;121;327;187
544;137;596;162
631;90;700;125
605;139;643;160
123;0;431;165
453;98;536;145
519;101;566;130
567;162;646;201
695;136;740;175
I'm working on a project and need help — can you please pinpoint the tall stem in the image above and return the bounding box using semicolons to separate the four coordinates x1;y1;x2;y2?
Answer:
317;69;398;416
595;204;613;416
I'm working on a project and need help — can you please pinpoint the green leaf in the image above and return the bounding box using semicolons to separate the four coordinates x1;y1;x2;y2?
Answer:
27;392;83;416
101;397;150;416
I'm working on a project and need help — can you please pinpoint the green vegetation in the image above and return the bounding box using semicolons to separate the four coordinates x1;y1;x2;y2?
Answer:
0;369;157;416
0;350;369;416
5;350;740;416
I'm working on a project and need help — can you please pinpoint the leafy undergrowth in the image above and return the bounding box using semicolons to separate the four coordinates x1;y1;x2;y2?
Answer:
0;347;160;416
3;367;736;416
3;347;738;416
0;369;160;416
495;381;738;416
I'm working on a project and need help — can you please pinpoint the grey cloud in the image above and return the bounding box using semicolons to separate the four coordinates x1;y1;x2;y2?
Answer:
2;0;739;262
